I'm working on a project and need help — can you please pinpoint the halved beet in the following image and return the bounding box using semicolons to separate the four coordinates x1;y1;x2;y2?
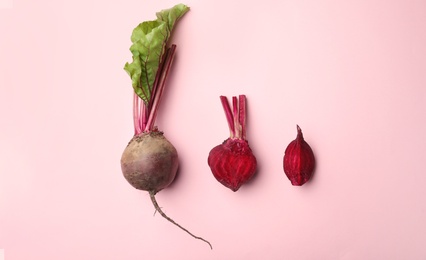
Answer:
207;95;257;191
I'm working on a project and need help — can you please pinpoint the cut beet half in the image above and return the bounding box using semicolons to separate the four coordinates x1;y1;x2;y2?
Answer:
207;95;257;192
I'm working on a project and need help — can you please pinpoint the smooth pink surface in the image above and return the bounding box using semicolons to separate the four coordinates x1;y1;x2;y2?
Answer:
1;0;426;259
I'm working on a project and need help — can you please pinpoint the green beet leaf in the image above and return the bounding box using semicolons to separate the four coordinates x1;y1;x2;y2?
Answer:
124;4;189;104
156;3;190;37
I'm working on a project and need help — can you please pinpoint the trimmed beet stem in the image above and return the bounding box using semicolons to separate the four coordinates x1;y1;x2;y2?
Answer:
232;96;240;139
219;95;247;140
220;96;235;138
239;95;246;140
149;191;213;249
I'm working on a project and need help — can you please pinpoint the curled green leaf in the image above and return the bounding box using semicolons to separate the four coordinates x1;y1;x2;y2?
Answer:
156;3;190;36
124;4;189;104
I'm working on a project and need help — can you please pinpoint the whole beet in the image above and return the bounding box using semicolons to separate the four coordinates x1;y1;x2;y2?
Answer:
121;131;178;194
121;5;211;248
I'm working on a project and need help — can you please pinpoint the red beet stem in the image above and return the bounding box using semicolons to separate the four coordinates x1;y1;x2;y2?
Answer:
149;191;213;249
145;45;177;132
219;95;247;140
238;95;246;140
232;96;239;138
141;101;148;132
220;96;235;138
133;92;142;135
131;45;177;135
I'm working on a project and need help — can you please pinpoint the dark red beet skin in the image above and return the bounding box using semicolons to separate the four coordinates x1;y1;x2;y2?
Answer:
283;125;315;186
208;138;257;192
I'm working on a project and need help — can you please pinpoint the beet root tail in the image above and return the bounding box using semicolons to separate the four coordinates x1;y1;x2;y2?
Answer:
148;191;213;249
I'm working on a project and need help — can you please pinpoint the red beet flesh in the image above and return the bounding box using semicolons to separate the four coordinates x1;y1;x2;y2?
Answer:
208;138;257;192
283;125;315;186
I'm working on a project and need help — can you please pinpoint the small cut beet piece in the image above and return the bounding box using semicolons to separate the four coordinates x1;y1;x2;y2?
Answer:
283;125;315;186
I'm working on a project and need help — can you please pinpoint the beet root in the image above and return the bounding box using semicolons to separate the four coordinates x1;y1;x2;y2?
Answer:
121;131;178;194
208;138;257;192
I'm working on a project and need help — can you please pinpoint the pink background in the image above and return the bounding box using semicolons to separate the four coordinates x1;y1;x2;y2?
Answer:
1;0;426;259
